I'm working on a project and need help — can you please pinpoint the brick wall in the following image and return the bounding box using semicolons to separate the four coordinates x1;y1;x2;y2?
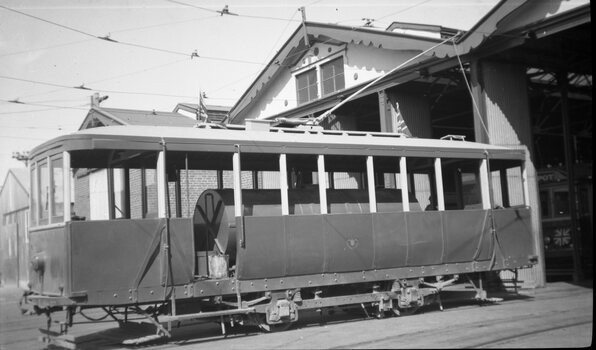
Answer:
73;168;272;220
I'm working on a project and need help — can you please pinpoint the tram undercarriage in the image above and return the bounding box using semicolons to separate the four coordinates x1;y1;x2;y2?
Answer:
22;268;525;348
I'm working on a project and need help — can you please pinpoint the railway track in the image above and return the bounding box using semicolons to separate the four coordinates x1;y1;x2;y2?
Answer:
127;285;592;349
2;283;591;349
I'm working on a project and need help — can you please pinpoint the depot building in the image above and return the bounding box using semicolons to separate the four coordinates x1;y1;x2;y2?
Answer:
227;0;592;287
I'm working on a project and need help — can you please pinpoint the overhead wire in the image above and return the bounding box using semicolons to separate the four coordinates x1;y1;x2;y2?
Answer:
0;125;71;130
0;14;218;58
0;39;91;58
0;98;89;111
0;75;199;99
0;4;97;39
18;58;191;100
165;0;301;22
202;7;301;101
0;134;59;141
0;4;264;65
0;107;76;115
376;0;434;21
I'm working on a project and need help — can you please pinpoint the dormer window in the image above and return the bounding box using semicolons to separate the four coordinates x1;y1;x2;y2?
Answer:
296;68;318;105
295;55;345;105
321;57;345;96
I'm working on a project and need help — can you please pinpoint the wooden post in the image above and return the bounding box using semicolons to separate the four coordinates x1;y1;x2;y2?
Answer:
480;158;491;210
367;156;377;213
63;151;71;221
317;155;328;214
400;157;410;212
434;157;445;211
279;154;289;215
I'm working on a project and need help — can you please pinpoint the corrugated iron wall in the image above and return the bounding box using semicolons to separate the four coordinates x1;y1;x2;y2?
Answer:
388;90;432;138
475;59;544;287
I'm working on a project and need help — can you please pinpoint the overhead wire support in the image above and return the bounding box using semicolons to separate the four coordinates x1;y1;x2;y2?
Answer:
167;0;300;22
0;4;263;65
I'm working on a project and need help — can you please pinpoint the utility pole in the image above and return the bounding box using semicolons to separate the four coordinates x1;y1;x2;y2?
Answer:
90;92;108;107
299;7;310;48
12;151;29;167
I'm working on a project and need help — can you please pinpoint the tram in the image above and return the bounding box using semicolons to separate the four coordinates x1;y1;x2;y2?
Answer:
23;121;536;342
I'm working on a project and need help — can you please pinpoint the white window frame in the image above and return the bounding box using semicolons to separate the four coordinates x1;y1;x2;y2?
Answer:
292;49;347;105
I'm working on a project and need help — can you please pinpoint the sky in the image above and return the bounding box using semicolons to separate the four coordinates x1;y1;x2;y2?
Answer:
0;0;500;183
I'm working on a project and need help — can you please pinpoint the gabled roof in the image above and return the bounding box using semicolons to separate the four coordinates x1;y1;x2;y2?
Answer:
78;107;197;130
4;168;29;195
0;168;29;210
229;0;590;124
228;21;449;123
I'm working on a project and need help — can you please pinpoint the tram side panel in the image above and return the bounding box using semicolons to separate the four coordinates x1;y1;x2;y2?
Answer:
29;218;195;306
29;226;69;296
492;208;535;267
236;208;534;280
442;210;493;262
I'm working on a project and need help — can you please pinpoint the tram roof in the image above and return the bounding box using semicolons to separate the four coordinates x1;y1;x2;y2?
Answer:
29;125;525;160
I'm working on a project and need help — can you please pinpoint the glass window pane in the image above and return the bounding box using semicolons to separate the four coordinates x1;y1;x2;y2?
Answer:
506;166;525;206
406;157;435;211
39;161;49;224
321;57;344;96
553;191;570;217
442;158;482;210
145;168;158;218
296;69;318;105
488;160;525;208
30;165;37;226
287;154;320;215
51;157;64;222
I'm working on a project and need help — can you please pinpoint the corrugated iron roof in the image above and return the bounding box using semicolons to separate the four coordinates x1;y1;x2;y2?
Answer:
97;107;197;127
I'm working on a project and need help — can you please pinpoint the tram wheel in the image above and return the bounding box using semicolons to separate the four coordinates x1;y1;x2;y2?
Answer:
392;305;420;317
252;314;293;333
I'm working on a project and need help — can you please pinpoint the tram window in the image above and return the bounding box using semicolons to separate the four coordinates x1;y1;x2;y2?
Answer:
144;169;158;218
286;154;320;215
129;169;143;219
489;159;525;208
50;156;64;223
553;190;570;217
38;161;49;225
237;153;282;216
241;171;256;189
406;157;436;212
69;150;160;221
179;170;221;218
168;152;235;218
441;158;482;210
259;171;281;189
372;156;409;213
30;164;38;226
324;155;368;214
325;155;366;190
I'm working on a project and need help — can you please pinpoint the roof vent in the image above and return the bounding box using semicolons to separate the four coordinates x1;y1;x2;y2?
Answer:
245;119;274;132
